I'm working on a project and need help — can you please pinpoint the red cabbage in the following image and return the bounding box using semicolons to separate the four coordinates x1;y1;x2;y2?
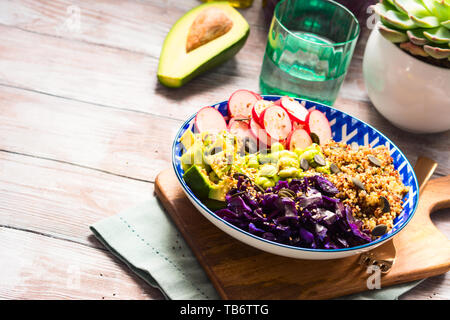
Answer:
215;175;372;249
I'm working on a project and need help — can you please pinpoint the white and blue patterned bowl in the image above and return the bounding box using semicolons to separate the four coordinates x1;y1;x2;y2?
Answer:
172;96;419;260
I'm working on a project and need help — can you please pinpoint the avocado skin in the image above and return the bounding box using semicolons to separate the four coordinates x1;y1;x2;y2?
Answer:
157;28;249;88
182;164;211;200
182;163;228;210
204;199;226;211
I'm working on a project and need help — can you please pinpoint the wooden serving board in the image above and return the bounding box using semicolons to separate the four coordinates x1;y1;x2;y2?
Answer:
155;169;450;300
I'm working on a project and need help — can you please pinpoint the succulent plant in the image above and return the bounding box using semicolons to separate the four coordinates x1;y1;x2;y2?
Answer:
372;0;450;68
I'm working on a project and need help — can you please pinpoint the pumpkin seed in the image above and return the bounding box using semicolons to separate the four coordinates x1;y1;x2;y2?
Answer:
368;155;382;167
313;154;326;166
351;142;359;152
300;158;309;171
371;224;388;237
352;177;366;190
233;172;265;193
310;132;320;145
278;188;296;199
230;191;245;198
380;196;390;213
330;163;340;174
254;184;265;193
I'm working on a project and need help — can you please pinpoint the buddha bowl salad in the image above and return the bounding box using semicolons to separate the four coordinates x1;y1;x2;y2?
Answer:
180;89;409;249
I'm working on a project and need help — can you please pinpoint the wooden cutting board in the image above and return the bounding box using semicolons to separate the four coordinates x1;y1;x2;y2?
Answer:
154;169;450;299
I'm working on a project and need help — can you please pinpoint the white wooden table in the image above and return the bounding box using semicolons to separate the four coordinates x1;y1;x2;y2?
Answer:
0;0;448;300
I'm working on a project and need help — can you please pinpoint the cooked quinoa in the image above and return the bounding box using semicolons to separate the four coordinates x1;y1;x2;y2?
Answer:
321;141;409;232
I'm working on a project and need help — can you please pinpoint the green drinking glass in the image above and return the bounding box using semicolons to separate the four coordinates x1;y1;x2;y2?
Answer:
259;0;360;105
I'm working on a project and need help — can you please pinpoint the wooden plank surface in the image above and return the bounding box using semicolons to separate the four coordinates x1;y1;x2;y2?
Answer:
0;86;179;181
0;0;448;299
0;227;163;300
0;151;153;247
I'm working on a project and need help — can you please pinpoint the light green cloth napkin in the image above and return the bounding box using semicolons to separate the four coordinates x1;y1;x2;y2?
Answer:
90;196;422;300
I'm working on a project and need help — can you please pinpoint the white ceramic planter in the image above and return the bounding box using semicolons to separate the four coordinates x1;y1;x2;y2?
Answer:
363;25;450;134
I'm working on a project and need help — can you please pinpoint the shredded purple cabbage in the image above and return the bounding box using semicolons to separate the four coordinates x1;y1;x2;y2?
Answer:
216;175;372;249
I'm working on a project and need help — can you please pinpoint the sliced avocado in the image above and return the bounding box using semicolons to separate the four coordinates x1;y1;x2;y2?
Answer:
179;130;195;150
208;180;231;201
204;135;225;156
206;151;232;179
180;142;205;171
204;132;235;155
157;2;250;87
183;163;230;205
182;165;211;199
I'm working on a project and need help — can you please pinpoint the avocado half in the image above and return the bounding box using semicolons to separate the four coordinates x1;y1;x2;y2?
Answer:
157;2;250;88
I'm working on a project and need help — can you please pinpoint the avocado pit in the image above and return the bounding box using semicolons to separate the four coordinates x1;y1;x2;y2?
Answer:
186;7;233;53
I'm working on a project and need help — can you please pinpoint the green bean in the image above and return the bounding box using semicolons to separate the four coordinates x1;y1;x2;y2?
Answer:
278;167;299;178
259;164;277;177
270;142;285;153
278;157;300;169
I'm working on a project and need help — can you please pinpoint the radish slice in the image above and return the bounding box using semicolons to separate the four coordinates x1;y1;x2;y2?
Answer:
227;89;260;118
194;107;227;134
305;110;332;145
229;118;257;152
252;100;273;126
228;118;252;139
292;121;305;130
253;92;263;100
281;96;309;123
287;129;312;151
250;118;272;147
260;106;292;141
273;99;282;106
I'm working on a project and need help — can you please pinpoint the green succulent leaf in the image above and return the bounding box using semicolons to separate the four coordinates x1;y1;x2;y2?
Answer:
394;0;431;17
374;3;407;29
441;19;450;29
373;1;398;16
407;28;430;45
410;14;441;27
424;43;450;58
433;0;450;21
423;26;450;43
420;0;433;11
420;0;439;16
400;41;430;56
379;24;409;42
420;0;450;20
377;0;450;65
381;9;418;29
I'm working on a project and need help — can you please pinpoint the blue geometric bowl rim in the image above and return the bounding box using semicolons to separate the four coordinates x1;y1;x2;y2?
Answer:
171;95;419;253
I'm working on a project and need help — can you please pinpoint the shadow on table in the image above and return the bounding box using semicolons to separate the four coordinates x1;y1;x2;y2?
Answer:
154;57;241;103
